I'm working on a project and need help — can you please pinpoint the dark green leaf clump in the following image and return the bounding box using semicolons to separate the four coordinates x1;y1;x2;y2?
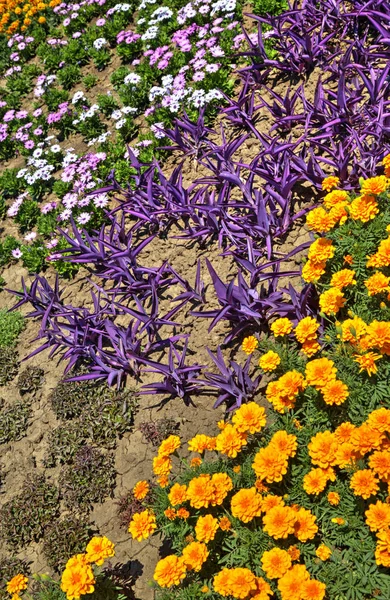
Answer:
0;475;60;550
60;446;116;511
0;400;31;444
42;516;93;573
139;418;179;447
0;310;24;348
0;557;30;600
17;366;44;396
0;348;19;385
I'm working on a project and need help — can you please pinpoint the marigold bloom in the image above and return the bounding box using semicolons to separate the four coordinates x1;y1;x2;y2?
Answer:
301;339;321;357
349;194;379;222
177;508;190;519
334;443;357;468
323;188;348;207
334;421;356;443
128;509;157;541
6;575;28;596
308;431;338;468
366;320;390;350
365;272;390;296
187;474;215;509
375;527;390;566
295;316;320;344
215;424;247;458
303;468;328;495
365;500;390;532
361;175;388;195
269;430;297;457
213;568;233;597
340;316;367;343
287;545;301;561
327;491;340;505
231;487;262;523
158;435;181;457
332;517;345;525
270;317;293;336
133;480;149;500
367;407;390;432
253;576;273;599
164;508;176;520
252;446;289;483
188;434;215;453
322;175;340;191
228;568;257;599
195;514;219;543
232;401;266;434
383;154;390;175
368;238;390;268
61;563;95;600
168;483;187;506
154;555;186;588
302;259;327;282
316;544;332;561
352;423;383;454
319;287;346;315
306;207;335;233
354;352;382;376
350;469;379;499
191;457;202;468
261;494;285;512
308;238;335;265
219;516;232;531
261;547;291;579
277;564;310;600
369;450;390;478
259;350;281;372
321;379;349;405
242;335;258;354
153;455;172;477
263;505;296;539
303;579;326;600
182;542;208;572
211;472;233;505
294;507;318;542
305;357;337;389
330;269;356;290
266;371;306;413
85;536;115;566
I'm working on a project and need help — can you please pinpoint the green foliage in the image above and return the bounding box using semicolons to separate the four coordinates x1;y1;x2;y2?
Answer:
83;74;99;90
21;242;47;274
57;65;82;90
0;348;19;385
0;236;20;268
0;399;31;444
42;516;93;572
59;446;116;511
0;310;24;348
14;199;40;232
0;558;30;600
0;169;24;198
17;366;44;396
0;475;60;550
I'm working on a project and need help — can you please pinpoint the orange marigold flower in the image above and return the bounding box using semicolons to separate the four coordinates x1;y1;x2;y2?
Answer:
306;207;335;233
305;357;337;389
368;239;390;268
350;469;379;499
158;435;181;457
369;450;390;478
261;547;291;579
252;576;273;599
233;465;241;473
344;254;353;265
327;491;340;506
191;457;202;468
182;542;209;572
301;339;321;357
382;154;390;174
164;508;176;520
259;350;281;372
261;494;285;512
277;564;310;600
232;401;266;434
319;287;346;315
349;194;379;222
339;316;367;343
330;269;356;290
219;516;232;531
215;424;247;458
323;189;348;207
334;422;356;443
255;479;269;493
354;352;382;376
365;500;390;532
157;475;169;488
195;514;219;543
133;480;149;501
252;445;289;483
270;317;293;337
187;474;215;509
367;407;390;432
211;472;233;505
308;238;335;265
263;505;296;539
321;379;349;405
242;335;258;354
329;201;348;226
6;575;28;596
302;259;327;282
294;507;318;542
153;455;172;477
376;531;390;567
302;579;326;600
352;423;384;455
266;370;306;413
316;544;332;561
331;517;345;525
287;545;301;561
85;536;115;566
168;483;187;506
128;510;157;541
366;319;390;350
201;585;209;593
154;555;186;588
308;431;338;468
322;176;340;192
303;468;329;495
269;430;297;457
177;508;190;519
334;443;357;468
361;175;388;195
213;568;233;597
231;487;262;523
61;563;95;600
295;316;320;344
365;272;390;296
188;434;215;453
228;568;257;599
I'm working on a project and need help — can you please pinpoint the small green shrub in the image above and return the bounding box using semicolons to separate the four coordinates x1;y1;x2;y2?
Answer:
60;446;116;511
43;516;93;572
0;310;24;348
0;475;60;550
0;400;31;444
50;376;102;420
44;422;88;467
0;348;19;385
17;366;44;396
83;74;99;90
